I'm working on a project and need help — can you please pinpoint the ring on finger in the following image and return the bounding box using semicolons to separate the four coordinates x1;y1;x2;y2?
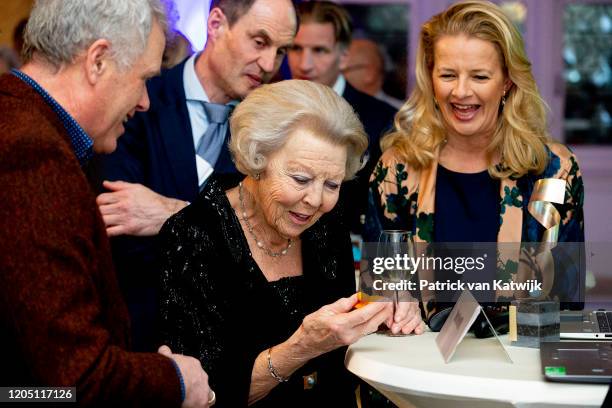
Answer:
208;390;216;405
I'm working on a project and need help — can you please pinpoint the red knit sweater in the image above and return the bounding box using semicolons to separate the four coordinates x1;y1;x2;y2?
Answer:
0;74;182;407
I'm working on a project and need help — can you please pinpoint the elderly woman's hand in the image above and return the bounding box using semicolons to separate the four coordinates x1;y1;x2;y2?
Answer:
291;293;392;360
386;301;424;335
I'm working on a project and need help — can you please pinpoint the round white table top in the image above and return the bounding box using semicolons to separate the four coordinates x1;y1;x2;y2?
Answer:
345;331;608;408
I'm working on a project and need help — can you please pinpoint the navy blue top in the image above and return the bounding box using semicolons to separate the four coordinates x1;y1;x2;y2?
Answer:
434;164;500;243
434;165;501;302
11;69;93;166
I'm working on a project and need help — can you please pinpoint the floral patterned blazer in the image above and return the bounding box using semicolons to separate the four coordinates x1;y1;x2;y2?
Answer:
366;143;585;313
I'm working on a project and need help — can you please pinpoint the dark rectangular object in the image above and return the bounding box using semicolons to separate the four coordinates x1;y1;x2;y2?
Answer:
541;341;612;383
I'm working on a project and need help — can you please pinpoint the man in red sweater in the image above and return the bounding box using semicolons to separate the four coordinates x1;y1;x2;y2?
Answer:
0;1;213;406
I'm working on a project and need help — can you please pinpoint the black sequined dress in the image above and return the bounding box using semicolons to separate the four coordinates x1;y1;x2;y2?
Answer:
159;178;358;407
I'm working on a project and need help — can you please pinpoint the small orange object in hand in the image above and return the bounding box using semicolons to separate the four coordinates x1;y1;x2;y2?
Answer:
354;292;385;309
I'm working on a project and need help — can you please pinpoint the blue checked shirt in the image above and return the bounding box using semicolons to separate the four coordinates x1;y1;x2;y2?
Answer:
11;69;93;166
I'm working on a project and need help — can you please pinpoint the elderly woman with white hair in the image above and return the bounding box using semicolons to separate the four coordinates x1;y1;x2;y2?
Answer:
159;80;423;407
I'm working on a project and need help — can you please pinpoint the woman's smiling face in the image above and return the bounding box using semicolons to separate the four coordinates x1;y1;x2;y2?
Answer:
255;128;347;239
432;34;511;140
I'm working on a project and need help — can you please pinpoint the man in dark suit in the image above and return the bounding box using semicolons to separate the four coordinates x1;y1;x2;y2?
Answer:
0;1;213;406
288;1;397;235
94;0;298;351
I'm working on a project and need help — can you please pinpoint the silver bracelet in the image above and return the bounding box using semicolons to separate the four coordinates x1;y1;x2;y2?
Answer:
267;347;290;383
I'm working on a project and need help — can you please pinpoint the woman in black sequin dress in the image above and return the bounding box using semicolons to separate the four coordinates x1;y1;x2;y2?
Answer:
158;80;423;407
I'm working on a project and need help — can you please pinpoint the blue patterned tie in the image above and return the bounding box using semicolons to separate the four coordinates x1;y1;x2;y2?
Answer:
196;102;233;169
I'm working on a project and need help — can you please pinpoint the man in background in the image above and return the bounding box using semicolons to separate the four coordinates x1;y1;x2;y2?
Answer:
288;0;397;235
0;1;212;406
344;38;403;109
94;0;298;351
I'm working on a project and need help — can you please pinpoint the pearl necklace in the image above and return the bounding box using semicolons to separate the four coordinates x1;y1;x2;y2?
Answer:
238;182;293;257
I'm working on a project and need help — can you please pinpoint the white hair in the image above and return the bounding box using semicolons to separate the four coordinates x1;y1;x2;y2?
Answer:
230;80;368;180
23;0;175;70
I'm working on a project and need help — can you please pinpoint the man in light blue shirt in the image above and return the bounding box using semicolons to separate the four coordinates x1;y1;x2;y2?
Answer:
182;52;238;186
94;0;298;352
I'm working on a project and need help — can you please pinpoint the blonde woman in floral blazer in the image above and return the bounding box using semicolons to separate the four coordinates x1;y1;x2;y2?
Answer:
366;1;585;322
367;144;584;315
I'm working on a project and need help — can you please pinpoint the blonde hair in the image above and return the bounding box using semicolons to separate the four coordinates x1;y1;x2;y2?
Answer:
229;80;368;180
383;0;550;178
